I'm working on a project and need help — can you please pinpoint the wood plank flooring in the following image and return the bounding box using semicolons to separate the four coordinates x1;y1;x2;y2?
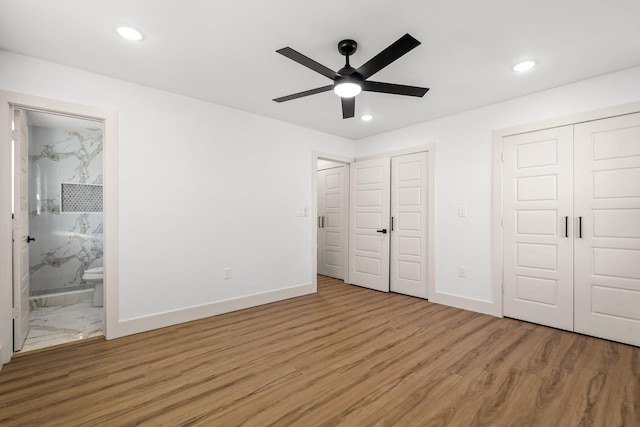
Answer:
1;275;638;426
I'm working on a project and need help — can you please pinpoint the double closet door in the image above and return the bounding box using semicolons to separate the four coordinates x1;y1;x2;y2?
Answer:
349;152;429;298
317;166;347;280
503;112;640;347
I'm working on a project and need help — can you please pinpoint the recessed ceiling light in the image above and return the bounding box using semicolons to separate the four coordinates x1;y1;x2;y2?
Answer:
361;114;374;122
512;60;537;72
116;25;144;41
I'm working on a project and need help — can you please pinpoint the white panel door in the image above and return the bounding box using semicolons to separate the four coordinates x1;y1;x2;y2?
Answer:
574;113;640;346
12;109;30;351
318;166;347;280
390;152;428;298
317;170;326;276
503;126;574;330
349;158;390;292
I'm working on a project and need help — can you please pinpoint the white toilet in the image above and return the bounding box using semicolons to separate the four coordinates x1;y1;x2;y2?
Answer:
84;266;104;307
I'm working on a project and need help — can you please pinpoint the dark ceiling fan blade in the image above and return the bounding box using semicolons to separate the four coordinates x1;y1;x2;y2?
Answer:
356;34;421;80
276;47;340;81
341;97;355;119
362;81;429;97
273;85;334;103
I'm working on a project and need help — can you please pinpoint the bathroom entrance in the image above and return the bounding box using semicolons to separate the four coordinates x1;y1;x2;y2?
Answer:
12;108;105;352
1;90;118;365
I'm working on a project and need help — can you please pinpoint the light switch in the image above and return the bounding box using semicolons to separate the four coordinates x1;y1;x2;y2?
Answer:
458;206;467;217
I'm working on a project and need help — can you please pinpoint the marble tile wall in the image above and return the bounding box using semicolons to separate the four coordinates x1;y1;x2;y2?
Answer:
28;124;104;297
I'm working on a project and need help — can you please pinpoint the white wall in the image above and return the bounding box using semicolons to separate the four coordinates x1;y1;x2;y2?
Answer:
3;48;640;362
355;65;640;314
0;51;354;346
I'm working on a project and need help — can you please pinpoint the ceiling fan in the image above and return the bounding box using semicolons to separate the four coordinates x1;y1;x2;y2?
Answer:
273;33;429;119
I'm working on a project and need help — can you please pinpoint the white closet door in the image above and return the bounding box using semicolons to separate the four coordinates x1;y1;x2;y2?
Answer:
349;158;390;292
503;126;574;330
574;113;640;347
318;166;347;280
390;152;428;298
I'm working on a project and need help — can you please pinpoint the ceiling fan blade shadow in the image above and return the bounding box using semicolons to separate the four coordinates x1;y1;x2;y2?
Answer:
273;85;334;103
341;97;355;119
276;47;339;80
356;34;421;80
362;81;429;97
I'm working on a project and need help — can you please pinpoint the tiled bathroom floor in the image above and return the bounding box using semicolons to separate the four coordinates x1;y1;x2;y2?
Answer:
20;302;104;353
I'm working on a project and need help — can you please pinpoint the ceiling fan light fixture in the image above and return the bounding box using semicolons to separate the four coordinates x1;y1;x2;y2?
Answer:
334;81;362;98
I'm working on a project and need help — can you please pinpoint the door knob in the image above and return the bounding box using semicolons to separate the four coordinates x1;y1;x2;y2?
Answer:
376;229;387;234
26;236;36;243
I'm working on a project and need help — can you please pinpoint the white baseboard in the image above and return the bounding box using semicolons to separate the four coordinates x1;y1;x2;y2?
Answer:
111;283;314;339
430;291;500;317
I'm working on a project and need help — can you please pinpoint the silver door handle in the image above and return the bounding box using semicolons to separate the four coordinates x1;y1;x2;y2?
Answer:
321;216;325;228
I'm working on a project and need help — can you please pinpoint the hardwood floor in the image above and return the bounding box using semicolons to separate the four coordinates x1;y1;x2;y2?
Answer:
1;275;638;426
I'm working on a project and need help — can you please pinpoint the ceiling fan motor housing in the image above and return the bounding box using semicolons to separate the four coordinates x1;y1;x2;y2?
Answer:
337;67;362;81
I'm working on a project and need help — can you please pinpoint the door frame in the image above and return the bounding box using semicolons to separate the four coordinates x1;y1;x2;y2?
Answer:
0;91;119;365
312;151;353;290
492;101;640;318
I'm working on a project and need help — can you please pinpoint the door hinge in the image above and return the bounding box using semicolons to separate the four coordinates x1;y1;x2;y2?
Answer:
12;307;19;319
501;218;504;227
500;153;504;162
11;130;17;141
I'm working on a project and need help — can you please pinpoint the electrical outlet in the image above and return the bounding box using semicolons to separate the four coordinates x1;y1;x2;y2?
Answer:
224;268;232;280
458;266;467;277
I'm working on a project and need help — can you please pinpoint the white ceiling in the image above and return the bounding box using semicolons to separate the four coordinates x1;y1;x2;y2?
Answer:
1;0;639;140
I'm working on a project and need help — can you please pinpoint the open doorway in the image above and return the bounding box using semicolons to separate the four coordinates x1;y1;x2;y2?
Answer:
313;153;352;289
317;159;349;281
1;91;119;364
16;110;105;352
